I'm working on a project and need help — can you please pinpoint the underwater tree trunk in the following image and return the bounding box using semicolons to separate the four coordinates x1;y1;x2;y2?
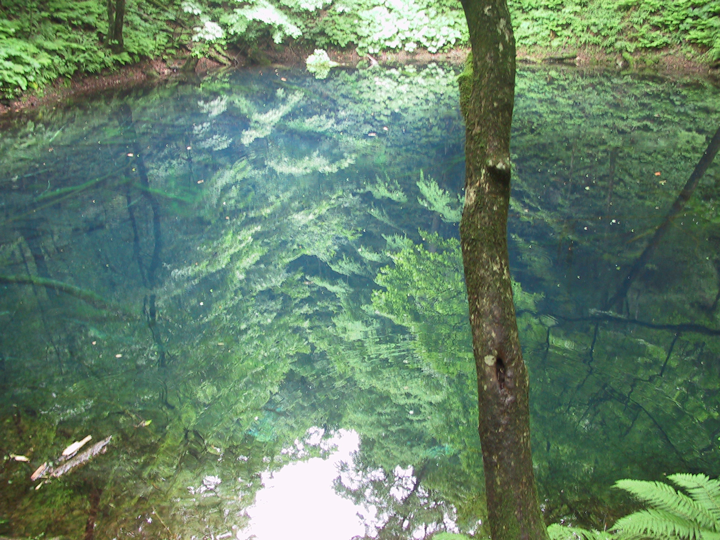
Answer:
607;124;720;310
457;1;549;539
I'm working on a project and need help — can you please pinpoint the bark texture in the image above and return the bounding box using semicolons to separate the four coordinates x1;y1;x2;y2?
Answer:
107;0;125;51
457;1;549;539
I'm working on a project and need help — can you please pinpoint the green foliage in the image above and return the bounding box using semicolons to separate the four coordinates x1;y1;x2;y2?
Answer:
416;171;463;223
311;0;466;53
221;0;303;45
183;1;226;57
2;0;717;98
177;0;720;61
373;231;472;378
549;474;720;540
240;88;304;145
0;37;52;93
367;174;408;203
612;474;720;539
0;0;183;98
305;48;339;79
509;0;720;60
548;525;614;540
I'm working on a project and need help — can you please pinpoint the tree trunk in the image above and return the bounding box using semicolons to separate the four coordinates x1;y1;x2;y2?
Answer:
106;0;115;43
107;0;125;52
457;1;549;539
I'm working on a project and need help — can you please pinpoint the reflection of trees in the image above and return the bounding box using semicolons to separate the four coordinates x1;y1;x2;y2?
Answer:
336;458;466;540
0;66;719;537
0;66;467;538
366;227;720;526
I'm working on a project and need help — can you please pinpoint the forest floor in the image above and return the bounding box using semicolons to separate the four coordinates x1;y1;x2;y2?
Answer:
0;44;717;117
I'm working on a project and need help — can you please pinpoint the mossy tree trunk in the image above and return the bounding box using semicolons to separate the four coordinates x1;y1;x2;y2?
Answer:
457;1;549;539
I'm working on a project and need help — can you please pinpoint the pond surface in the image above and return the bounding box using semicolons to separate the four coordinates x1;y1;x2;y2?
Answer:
0;65;719;539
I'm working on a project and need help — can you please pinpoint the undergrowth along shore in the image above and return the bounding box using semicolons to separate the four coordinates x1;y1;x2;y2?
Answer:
0;0;718;108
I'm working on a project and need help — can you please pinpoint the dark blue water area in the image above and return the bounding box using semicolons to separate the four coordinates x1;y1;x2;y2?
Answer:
0;65;719;539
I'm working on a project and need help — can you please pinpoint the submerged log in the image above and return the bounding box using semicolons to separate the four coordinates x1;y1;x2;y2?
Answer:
48;436;113;479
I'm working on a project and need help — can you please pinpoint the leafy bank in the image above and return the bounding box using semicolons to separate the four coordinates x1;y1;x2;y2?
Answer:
1;0;719;101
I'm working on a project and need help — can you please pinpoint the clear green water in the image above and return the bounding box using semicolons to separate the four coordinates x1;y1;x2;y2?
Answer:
0;65;719;539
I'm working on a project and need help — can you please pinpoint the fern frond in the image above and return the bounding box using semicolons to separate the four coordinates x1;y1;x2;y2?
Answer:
548;523;614;540
669;474;720;529
613;508;704;539
614;479;717;530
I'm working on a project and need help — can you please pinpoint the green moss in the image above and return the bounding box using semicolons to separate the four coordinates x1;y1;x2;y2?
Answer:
458;52;473;123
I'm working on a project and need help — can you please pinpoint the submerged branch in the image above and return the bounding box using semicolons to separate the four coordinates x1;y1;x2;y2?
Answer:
49;436;113;479
552;310;720;336
1;170;127;227
0;274;131;318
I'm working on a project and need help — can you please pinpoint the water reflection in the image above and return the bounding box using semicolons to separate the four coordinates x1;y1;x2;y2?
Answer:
244;429;364;540
0;66;719;538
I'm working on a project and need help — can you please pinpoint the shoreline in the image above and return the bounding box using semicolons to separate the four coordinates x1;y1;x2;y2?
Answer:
0;45;717;118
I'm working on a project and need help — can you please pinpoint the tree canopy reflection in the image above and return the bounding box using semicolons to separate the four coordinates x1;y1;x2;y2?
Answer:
0;66;718;538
